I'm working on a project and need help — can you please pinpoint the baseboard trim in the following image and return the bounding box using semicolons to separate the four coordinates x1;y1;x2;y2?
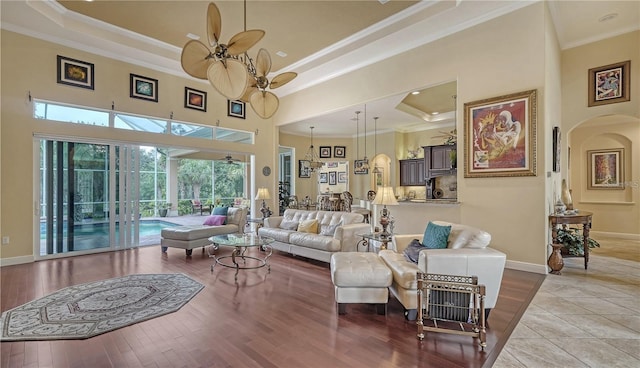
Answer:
591;231;640;241
0;255;35;267
505;260;547;274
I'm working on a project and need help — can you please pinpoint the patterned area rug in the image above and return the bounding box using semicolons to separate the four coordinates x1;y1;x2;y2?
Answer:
0;273;203;341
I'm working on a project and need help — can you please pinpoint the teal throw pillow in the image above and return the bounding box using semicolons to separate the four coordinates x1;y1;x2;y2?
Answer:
422;221;451;249
212;206;229;224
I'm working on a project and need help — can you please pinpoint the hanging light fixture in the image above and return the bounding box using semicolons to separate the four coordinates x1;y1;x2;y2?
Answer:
304;126;324;171
361;104;370;171
355;110;361;165
372;116;381;174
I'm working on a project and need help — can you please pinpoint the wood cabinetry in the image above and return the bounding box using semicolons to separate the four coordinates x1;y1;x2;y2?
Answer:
399;159;426;186
423;145;456;176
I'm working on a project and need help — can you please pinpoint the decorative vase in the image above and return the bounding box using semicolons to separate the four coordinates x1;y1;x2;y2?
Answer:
548;243;564;275
561;179;573;210
554;198;566;215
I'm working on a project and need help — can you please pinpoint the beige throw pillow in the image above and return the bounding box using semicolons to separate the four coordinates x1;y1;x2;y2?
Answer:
297;219;319;233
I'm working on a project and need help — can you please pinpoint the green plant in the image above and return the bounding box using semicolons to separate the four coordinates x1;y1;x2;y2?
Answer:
156;201;172;210
555;227;600;256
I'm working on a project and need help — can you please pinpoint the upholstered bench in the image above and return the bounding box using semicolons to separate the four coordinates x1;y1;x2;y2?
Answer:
330;252;392;315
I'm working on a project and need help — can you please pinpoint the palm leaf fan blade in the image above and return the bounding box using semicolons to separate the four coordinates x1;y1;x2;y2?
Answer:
181;40;213;79
270;72;297;89
206;2;222;47
226;30;265;56
255;48;271;77
250;91;279;119
207;60;249;100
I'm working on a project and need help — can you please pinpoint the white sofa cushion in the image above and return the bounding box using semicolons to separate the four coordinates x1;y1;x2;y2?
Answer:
289;232;341;252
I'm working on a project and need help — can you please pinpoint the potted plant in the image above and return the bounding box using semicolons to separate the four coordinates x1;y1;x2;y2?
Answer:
555;227;600;256
449;149;457;169
157;202;172;217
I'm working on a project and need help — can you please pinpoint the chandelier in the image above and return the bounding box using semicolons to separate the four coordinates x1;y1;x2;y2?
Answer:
304;126;324;171
180;1;297;119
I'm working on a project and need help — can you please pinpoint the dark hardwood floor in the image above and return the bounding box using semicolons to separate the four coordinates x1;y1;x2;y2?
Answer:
1;246;544;368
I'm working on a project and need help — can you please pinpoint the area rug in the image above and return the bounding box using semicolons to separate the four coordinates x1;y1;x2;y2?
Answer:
0;273;203;341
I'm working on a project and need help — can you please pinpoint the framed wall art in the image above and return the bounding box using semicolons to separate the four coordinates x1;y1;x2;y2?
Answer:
184;87;207;111
354;159;368;175
319;146;331;158
319;172;328;183
338;172;347;183
130;74;158;102
334;146;346;158
587;148;624;190
228;100;245;119
463;89;537;178
552;126;561;173
298;160;311;178
57;55;94;90
328;171;337;185
588;60;630;107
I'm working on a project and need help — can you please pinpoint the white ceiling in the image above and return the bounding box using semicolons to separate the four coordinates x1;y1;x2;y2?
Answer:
2;0;638;137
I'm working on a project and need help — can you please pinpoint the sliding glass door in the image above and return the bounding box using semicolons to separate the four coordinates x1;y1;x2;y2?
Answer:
38;139;143;258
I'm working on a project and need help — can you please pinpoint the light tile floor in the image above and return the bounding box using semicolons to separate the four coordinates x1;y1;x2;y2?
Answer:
494;237;640;367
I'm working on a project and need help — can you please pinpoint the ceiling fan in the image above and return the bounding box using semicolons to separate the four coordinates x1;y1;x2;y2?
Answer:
180;2;265;100
432;128;457;145
240;48;297;119
217;154;242;165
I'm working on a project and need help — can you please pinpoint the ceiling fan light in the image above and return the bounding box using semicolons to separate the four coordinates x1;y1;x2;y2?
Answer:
207;59;249;100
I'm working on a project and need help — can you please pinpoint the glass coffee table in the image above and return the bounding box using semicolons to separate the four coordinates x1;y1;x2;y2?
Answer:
208;233;274;280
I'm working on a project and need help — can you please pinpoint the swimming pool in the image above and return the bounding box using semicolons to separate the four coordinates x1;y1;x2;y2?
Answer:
39;219;180;239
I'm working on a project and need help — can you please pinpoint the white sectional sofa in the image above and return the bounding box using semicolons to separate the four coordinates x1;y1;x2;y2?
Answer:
378;221;506;320
258;209;371;262
160;207;248;256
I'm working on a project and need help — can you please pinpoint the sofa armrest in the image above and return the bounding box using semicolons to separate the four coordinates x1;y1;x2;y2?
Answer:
392;234;423;253
334;223;373;252
417;247;506;309
263;216;283;228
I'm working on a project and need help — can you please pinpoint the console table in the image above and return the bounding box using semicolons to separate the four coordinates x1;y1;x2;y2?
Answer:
548;211;593;271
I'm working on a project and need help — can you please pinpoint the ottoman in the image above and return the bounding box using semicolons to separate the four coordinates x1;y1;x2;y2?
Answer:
330;252;393;315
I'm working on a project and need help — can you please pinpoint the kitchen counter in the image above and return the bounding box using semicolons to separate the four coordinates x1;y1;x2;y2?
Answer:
397;199;460;205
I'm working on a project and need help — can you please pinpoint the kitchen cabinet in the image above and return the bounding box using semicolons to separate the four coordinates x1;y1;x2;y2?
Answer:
399;159;426;186
423;144;457;176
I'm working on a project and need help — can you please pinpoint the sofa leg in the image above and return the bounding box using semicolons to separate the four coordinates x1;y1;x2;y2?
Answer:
376;303;386;315
185;249;193;256
161;246;168;253
404;309;418;321
338;303;347;315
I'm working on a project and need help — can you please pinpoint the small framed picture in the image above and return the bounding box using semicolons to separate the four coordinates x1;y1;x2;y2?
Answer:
354;159;368;175
587;148;624;190
588;60;630;107
319;146;331;158
552;126;561;173
184;87;207;112
228;100;245;119
130;74;158;102
334;146;346;158
338;172;347;183
329;171;337;185
298;160;311;178
57;55;94;90
319;172;328;183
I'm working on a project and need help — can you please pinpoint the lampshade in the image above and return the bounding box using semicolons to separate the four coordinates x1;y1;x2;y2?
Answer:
255;187;271;200
372;186;398;206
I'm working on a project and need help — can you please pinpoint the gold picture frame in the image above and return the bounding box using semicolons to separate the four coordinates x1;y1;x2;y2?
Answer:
464;89;537;178
587;148;624;190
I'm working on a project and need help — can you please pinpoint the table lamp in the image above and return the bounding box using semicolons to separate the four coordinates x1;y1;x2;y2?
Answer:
372;186;398;238
256;187;272;218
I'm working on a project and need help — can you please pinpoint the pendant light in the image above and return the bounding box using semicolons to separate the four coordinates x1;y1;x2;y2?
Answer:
361;105;370;170
372;116;380;174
